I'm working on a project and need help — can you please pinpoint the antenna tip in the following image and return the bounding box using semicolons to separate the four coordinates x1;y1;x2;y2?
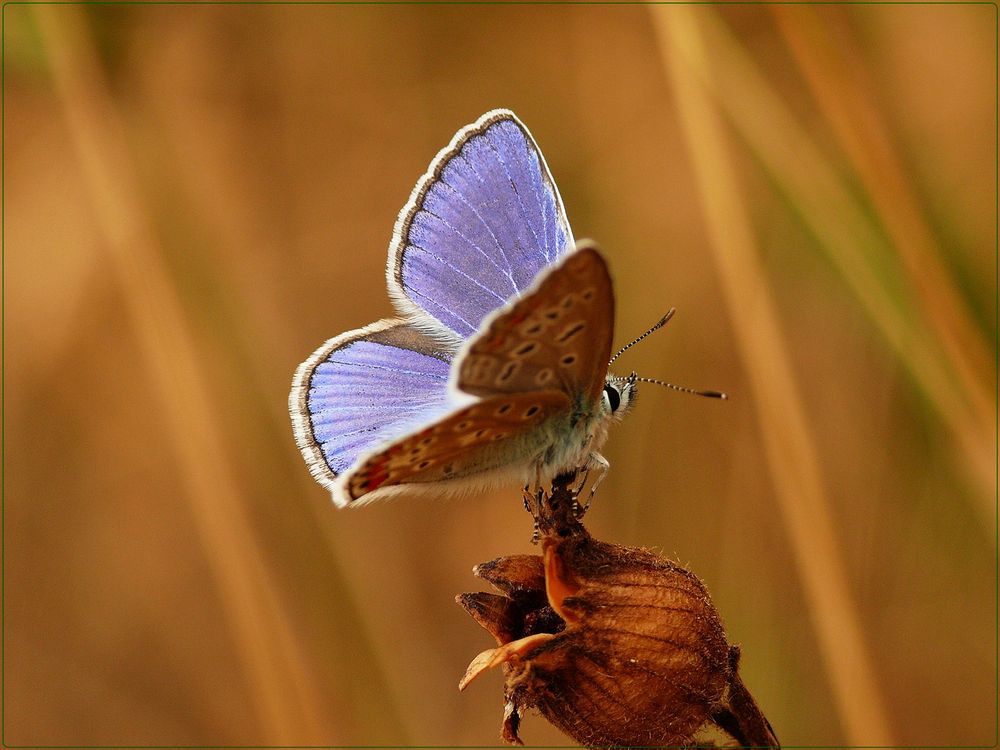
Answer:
705;390;728;400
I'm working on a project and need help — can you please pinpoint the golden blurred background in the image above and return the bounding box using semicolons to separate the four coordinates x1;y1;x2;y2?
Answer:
4;3;995;747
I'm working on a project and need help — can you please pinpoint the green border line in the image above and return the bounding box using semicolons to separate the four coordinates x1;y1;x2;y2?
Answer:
0;1;997;5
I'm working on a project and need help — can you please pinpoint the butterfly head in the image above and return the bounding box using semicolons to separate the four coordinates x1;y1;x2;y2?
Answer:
604;311;727;419
602;371;638;423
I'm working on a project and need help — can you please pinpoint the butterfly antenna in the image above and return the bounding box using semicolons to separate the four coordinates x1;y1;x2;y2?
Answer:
608;308;676;365
636;376;728;400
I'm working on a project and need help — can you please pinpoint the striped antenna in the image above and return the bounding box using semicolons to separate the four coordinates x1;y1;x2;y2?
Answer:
608;308;675;365
610;308;728;399
635;376;727;400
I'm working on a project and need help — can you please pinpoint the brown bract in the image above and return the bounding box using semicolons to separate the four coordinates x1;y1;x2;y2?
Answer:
456;479;779;748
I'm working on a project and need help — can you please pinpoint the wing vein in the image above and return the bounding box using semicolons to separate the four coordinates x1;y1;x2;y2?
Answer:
404;284;479;335
408;244;508;304
418;206;513;283
326;359;449;379
436;177;518;291
482;131;547;264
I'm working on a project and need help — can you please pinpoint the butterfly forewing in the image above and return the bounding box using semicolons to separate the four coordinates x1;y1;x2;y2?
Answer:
456;245;615;403
389;110;574;341
343;391;571;502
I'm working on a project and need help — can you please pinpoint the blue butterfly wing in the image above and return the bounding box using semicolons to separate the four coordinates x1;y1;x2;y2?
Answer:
388;110;574;341
290;319;459;504
292;111;574;503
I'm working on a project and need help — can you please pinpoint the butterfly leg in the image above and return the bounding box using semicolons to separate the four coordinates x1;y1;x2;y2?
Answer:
578;452;610;516
569;467;590;518
570;467;589;496
522;480;544;544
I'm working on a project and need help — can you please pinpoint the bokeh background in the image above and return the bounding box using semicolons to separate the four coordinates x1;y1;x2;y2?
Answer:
4;3;995;747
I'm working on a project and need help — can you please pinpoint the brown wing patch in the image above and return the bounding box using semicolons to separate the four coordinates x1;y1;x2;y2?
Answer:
363;321;452;361
345;391;571;502
457;245;615;402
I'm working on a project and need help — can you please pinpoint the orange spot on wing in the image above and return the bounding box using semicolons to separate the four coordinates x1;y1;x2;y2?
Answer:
368;469;389;490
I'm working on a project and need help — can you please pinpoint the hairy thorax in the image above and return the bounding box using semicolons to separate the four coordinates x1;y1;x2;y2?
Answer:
535;408;611;480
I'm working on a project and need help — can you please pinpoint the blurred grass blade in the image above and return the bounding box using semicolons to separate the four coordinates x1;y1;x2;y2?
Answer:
653;6;894;745
34;6;329;742
137;56;428;738
771;3;993;460
669;7;994;525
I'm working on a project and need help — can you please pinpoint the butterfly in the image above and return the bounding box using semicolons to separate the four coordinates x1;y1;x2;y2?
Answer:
290;109;714;507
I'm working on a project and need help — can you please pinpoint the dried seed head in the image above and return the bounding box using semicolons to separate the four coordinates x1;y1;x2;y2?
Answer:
457;479;778;747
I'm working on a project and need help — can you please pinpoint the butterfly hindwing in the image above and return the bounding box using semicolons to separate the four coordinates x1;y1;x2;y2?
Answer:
388;110;574;342
343;390;571;503
455;244;615;403
290;319;458;500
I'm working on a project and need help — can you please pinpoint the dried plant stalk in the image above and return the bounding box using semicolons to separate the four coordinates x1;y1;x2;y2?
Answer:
458;476;779;748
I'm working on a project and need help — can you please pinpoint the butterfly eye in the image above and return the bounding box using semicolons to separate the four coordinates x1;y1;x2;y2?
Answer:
603;384;621;413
